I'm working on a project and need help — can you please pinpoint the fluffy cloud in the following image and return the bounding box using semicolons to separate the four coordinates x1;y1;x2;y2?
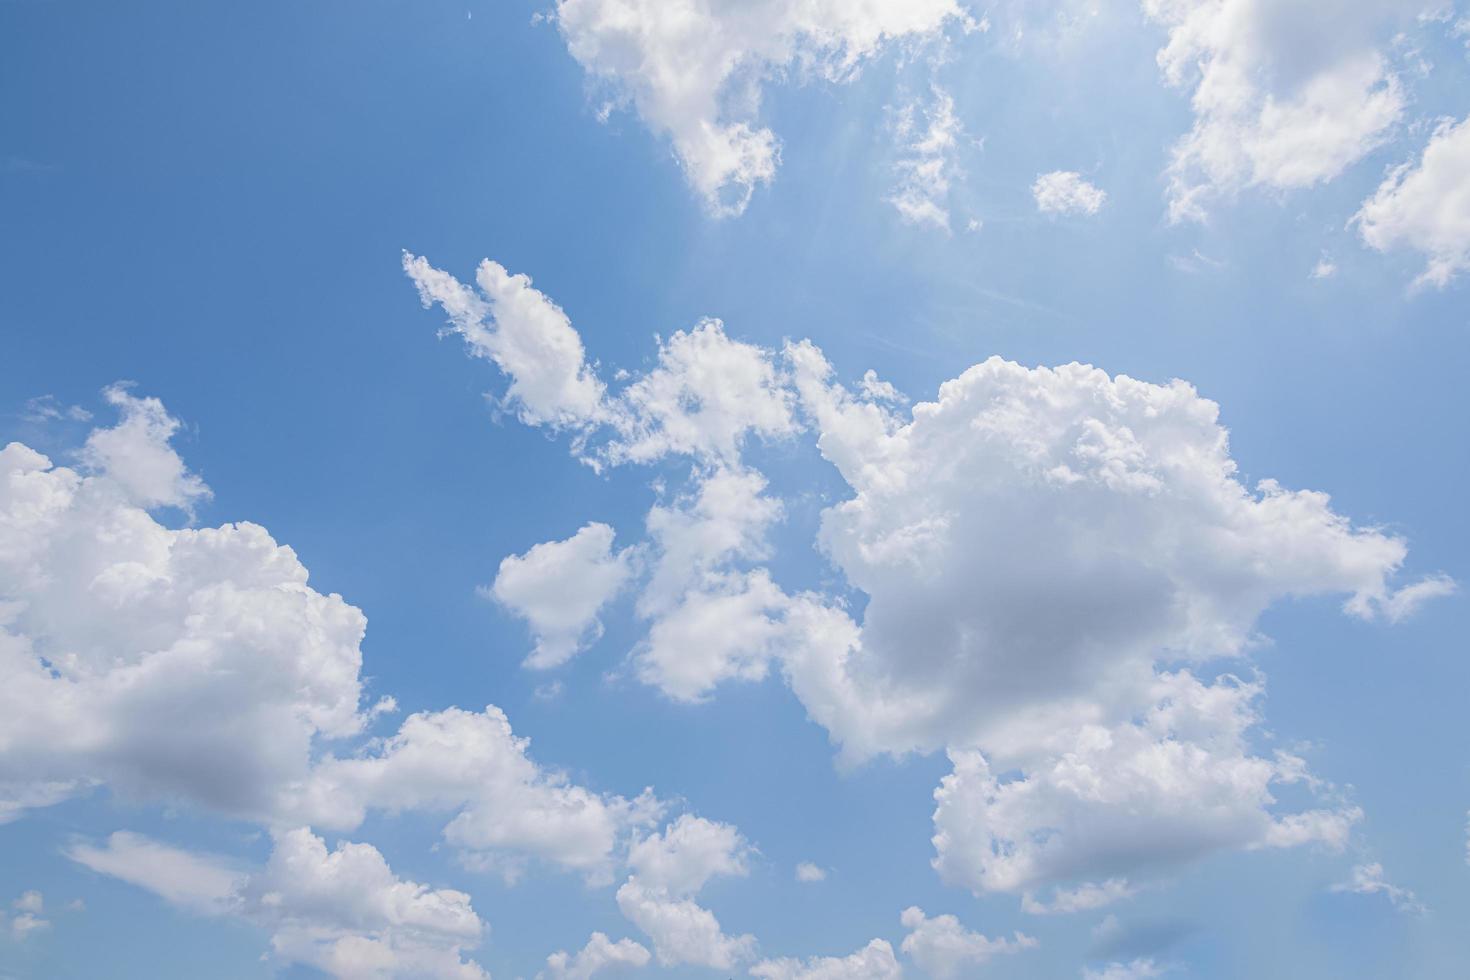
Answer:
1083;960;1164;980
1033;171;1107;215
294;705;660;883
404;252;606;428
795;862;828;883
1144;0;1413;221
784;345;1437;762
0;402;371;823
489;523;636;669
616;815;755;969
889;87;966;232
555;0;961;214
605;322;798;466
1330;862;1425;914
1354;113;1470;287
930;672;1359;898
405;256;798;468
408;260;1445;915
5;890;50;940
541;932;651;980
70;829;487;979
750;938;902;980
898;907;1036;978
67;831;245;914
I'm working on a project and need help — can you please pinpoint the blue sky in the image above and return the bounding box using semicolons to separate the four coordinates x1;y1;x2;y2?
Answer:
1;1;1468;978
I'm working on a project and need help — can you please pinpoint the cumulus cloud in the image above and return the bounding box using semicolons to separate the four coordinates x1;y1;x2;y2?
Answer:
783;346;1439;763
1331;862;1426;914
1144;0;1414;221
555;0;962;214
889;87;966;231
795;862;828;883
0;390;661;893
541;932;651;980
616;815;755;969
406;257;798;469
1033;171;1107;215
489;523;636;669
1083;959;1164;980
5;890;50;940
0;400;370;823
404;252;606;428
931;672;1360;898
1022;879;1137;915
750;938;902;980
1354;113;1470;287
293;705;660;883
898;907;1036;978
70;829;488;979
605;323;798;466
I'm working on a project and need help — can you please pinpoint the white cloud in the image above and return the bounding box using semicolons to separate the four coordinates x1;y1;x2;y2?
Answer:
1331;862;1426;914
783;347;1439;764
541;932;651;980
605;322;798;466
931;671;1360;898
78;384;210;512
489;523;636;669
555;0;962;214
404;252;606;428
1021;878;1136;915
70;829;488;980
5;890;49;940
1354;113;1470;287
795;862;828;883
1144;0;1413;221
1032;171;1107;215
1083;960;1164;980
616;815;755;969
889;87;966;232
0;399;371;823
1311;254;1338;279
67;831;245;914
898;906;1036;978
404;257;799;468
294;705;660;883
750;938;902;980
626;814;750;895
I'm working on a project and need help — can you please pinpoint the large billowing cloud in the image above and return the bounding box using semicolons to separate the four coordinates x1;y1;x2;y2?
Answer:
69;829;488;980
0;395;372;822
1354;113;1470;288
1143;0;1415;221
555;0;962;215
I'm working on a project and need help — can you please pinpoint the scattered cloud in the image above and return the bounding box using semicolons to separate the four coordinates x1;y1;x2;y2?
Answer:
1033;170;1107;215
1354;113;1470;287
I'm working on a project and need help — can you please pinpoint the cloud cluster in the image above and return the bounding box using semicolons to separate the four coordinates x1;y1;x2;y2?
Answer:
751;938;903;980
888;87;966;231
540;931;651;980
70;829;488;979
406;253;1447;914
554;0;962;214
